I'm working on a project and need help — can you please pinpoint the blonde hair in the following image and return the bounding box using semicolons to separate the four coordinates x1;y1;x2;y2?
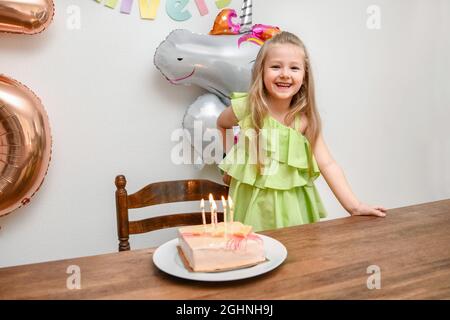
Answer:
248;31;322;148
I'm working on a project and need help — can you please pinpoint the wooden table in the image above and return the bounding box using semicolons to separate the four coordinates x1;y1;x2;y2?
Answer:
1;199;449;299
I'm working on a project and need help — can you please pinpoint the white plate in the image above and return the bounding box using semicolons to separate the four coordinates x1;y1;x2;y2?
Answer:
152;234;287;282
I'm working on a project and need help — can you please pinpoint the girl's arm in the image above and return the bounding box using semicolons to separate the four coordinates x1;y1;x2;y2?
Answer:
312;133;387;217
217;107;239;185
217;106;238;154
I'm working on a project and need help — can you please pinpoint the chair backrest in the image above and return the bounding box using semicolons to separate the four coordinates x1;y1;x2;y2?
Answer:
115;175;229;251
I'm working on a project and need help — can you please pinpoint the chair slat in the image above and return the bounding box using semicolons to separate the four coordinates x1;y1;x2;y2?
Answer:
129;212;225;234
128;180;229;209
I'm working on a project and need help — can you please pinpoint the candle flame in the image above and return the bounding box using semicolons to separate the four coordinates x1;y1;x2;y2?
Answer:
221;196;227;208
200;198;204;208
228;196;233;208
208;193;214;203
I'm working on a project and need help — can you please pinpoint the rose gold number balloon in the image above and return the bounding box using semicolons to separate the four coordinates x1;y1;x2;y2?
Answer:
0;75;52;217
0;0;54;34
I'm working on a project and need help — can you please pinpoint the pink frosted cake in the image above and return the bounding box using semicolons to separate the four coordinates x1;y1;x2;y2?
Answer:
178;221;265;272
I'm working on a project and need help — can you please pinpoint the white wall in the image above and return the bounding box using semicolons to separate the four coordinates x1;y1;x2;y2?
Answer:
0;0;449;267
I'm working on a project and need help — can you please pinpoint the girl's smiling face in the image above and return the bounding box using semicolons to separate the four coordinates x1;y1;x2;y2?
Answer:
263;43;305;105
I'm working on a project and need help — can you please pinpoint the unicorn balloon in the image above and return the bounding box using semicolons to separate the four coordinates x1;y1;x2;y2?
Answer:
154;0;280;168
154;29;258;104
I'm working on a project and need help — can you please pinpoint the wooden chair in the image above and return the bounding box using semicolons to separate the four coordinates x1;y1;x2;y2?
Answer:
115;175;229;251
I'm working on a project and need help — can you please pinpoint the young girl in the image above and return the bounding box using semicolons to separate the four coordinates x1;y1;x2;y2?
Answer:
217;31;386;232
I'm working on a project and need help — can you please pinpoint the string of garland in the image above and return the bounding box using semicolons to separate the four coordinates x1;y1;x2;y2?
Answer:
94;0;233;21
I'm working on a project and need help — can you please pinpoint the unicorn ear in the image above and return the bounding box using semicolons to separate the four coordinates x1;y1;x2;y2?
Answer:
239;0;253;34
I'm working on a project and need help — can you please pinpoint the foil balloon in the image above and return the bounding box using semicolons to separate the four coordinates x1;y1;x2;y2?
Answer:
239;0;253;33
0;0;55;34
154;29;260;105
209;0;254;35
0;75;52;217
238;24;281;47
182;94;226;167
209;8;240;35
154;0;279;168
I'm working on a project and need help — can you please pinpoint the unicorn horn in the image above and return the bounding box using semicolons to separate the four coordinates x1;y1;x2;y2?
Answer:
239;0;253;34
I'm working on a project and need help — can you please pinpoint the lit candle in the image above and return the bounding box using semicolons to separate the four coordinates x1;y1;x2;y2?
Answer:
200;198;206;232
208;193;216;228
221;196;228;236
211;200;217;229
228;196;234;223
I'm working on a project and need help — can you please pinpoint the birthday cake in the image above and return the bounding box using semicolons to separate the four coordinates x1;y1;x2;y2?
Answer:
178;221;266;272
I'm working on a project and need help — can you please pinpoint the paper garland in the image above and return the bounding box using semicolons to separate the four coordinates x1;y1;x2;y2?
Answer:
216;0;231;9
139;0;160;19
166;0;191;21
195;0;208;16
104;0;119;9
120;0;133;14
95;0;233;20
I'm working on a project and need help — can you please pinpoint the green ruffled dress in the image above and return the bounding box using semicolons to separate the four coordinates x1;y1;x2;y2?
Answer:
219;93;327;232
